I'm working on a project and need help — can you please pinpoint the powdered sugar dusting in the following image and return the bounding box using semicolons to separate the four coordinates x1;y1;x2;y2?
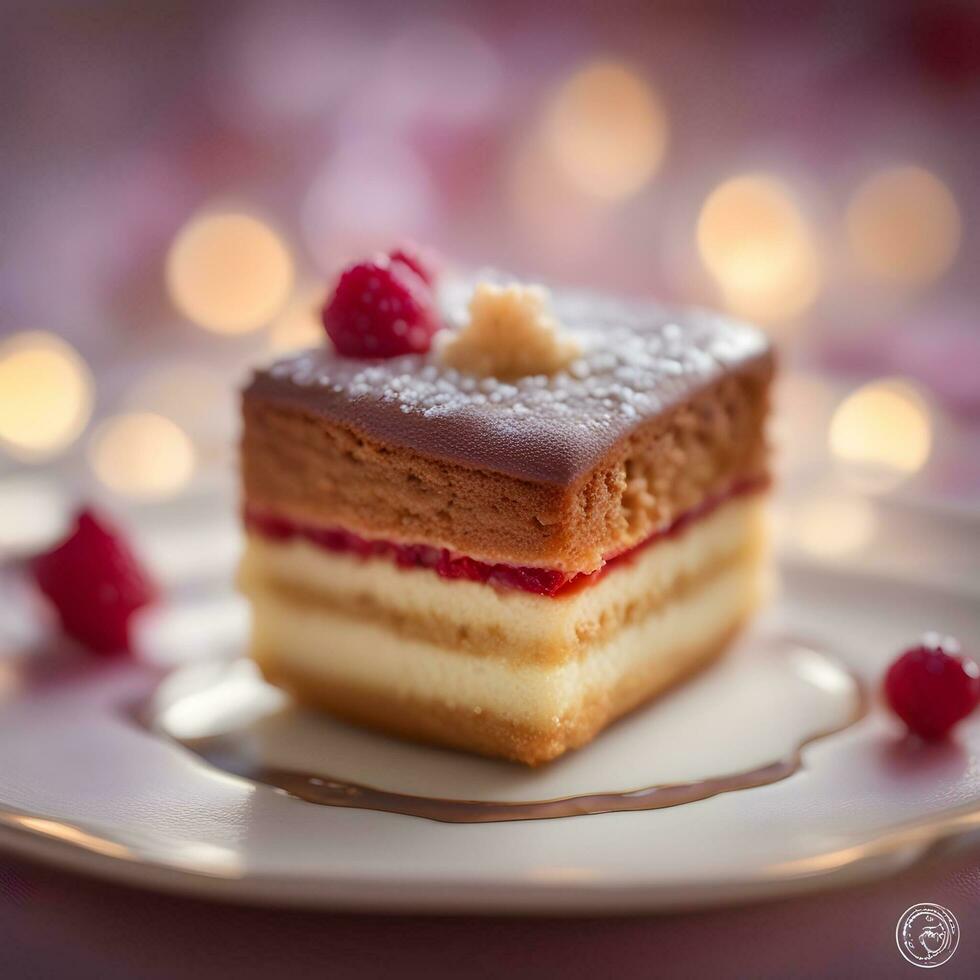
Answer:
247;274;771;484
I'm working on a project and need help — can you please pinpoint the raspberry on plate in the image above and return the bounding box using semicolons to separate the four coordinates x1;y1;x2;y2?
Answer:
31;508;157;656
884;635;980;739
322;257;441;358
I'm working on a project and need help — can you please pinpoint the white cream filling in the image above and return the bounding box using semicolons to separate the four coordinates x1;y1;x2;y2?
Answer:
249;556;760;727
241;495;766;659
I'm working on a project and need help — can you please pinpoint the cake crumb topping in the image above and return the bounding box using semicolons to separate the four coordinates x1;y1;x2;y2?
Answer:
439;282;582;379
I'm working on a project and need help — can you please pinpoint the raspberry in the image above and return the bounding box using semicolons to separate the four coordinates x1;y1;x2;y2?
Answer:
322;257;440;358
31;508;157;656
389;244;437;286
884;635;980;739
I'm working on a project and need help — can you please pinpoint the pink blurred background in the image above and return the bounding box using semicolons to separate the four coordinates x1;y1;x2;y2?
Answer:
0;0;978;588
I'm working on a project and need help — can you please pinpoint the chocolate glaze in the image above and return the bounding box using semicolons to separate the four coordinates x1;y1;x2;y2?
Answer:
245;275;772;486
173;738;833;823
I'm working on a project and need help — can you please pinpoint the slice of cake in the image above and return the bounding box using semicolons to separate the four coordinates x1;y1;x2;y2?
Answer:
239;252;773;765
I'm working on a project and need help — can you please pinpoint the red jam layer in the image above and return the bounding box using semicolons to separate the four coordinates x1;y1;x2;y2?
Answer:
244;478;766;598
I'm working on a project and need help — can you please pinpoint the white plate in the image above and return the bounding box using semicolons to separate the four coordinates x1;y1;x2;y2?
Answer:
0;561;979;913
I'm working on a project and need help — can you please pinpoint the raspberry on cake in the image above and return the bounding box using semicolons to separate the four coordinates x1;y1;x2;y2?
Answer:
239;267;774;765
323;255;440;358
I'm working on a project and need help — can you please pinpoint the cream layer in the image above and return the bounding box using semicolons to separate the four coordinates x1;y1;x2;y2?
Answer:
248;554;759;729
240;494;766;664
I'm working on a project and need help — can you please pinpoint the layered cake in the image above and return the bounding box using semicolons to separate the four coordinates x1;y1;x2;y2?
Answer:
239;252;773;764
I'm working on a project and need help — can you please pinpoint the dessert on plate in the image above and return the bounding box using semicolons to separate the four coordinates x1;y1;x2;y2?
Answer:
239;250;773;764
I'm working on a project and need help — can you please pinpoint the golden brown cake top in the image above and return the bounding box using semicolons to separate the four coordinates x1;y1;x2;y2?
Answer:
245;276;772;487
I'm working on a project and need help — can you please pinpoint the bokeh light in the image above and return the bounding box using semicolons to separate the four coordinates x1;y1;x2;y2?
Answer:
697;175;820;323
829;379;932;491
166;212;293;334
792;495;877;558
542;61;667;201
268;285;326;352
0;331;94;460
90;412;195;499
846;166;960;288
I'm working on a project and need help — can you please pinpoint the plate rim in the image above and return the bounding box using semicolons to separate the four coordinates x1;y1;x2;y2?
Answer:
3;799;980;914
